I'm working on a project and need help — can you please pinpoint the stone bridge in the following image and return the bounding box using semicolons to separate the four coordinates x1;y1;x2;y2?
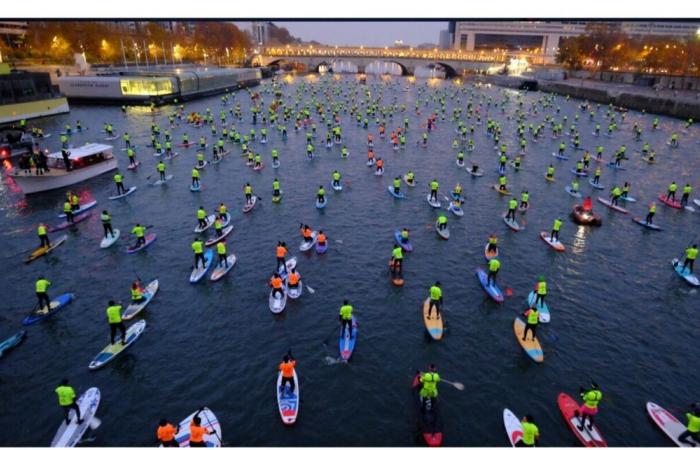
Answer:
254;46;521;77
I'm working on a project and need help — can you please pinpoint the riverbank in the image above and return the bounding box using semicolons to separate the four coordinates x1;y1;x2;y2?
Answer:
474;74;700;120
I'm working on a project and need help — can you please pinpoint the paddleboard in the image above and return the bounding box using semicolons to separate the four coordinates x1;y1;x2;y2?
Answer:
88;320;146;370
126;233;156;254
394;230;413;252
375;167;384;176
103;133;120;141
316;198;327;209
597;197;629;214
194;214;217;233
190;249;213;283
527;290;551;323
513;317;544;363
205;225;234;246
589;179;605;190
503;214;524;232
565;185;582;198
403;175;416;186
339;315;357;361
389;260;404;286
435;220;450;240
426;194;441;208
286;279;303;299
127;161;140;170
121;280;159;320
195;160;209;169
50;212;92;232
272;190;283;203
109;186;137;200
171;408;222;447
646;401;698;447
619;195;636;203
242;196;258;213
58;201;97;218
552;152;569;160
100;229;120;249
300;232;318;252
190;184;201;192
387;185;405;199
269;289;287;314
607;162;625;170
210;254;237;282
503;408;525;447
278;257;297;278
693;199;700;208
22;293;73;326
632;217;662;231
276;369;299;425
423;298;443;340
164;152;180;160
316;240;328;254
152;174;173;186
544;174;555;183
540;231;566;252
0;330;26;358
642;156;656;164
658;194;682;209
25;235;67;263
485;243;498;260
476;268;504;303
448;202;464;217
493;184;511;195
50;387;100;447
557;393;608;447
672;258;700;286
570;168;588;177
332;182;343;192
456;159;465;167
253;162;264;171
272;160;280;169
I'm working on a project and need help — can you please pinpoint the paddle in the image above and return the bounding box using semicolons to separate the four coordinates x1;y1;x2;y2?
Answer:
441;378;465;391
88;417;102;430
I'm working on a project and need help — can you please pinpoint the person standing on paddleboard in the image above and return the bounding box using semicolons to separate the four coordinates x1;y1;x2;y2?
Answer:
506;198;518;221
535;276;547;308
36;276;52;312
156;418;178;447
393;177;401;195
428;282;443;319
63;200;74;224
276;242;288;271
488;234;498;253
213;217;223;237
279;350;296;393
216;240;229;268
609;186;622;206
157;161;166;182
391;244;403;277
681;183;692;207
101;211;115;240
244;183;253;205
55;379;83;425
37;223;50;248
339;300;354;338
191;167;200;188
192;238;205;269
645;202;657;225
677;405;700;446
550;218;562;242
488;258;501;287
682;245;698;274
429;179;439;203
131;223;146;248
419;364;440;410
332;170;342;188
578;383;603;431
519;415;539;447
317;186;326;204
106;300;127;346
437;215;448;231
273;179;281;198
196;207;208;229
521;306;539;341
114;172;126;196
519;191;529;210
667;182;678;202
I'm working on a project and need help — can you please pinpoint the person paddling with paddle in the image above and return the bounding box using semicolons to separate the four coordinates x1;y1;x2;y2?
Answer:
682;244;698;274
156;418;179;447
578;383;603;431
55;379;83;426
518;415;540;447
276;242;288;272
114;172;126;196
37;223;50;248
487;258;500;287
418;364;440;410
339;300;354;338
243;183;253;205
678;405;700;446
390;244;403;278
36;276;52;313
506;198;518;221
609;186;622;207
101;210;115;240
521;306;539;341
131;223;146;248
196;206;208;230
550;218;562;243
681;183;693;207
429;179;439;203
317;185;326;205
189;412;215;447
106;300;127;346
667;181;678;202
427;282;443;319
278;350;296;393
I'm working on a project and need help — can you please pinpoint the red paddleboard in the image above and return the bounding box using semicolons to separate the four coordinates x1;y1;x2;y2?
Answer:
658;194;682;209
557;393;607;447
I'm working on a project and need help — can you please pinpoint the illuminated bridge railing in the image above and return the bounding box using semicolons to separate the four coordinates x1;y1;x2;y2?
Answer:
262;47;509;63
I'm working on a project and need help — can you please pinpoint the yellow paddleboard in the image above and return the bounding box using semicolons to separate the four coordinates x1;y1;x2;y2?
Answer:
423;298;443;340
513;317;544;362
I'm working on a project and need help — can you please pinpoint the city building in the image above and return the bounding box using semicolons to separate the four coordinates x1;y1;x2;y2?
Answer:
451;21;700;64
438;29;453;49
0;21;28;48
252;21;271;46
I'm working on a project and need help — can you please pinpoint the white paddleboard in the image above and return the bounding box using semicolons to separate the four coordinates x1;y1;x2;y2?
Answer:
503;408;524;447
300;232;317;252
276;369;300;425
121;280;159;321
172;407;222;447
269;289;287;314
88;320;146;370
50;387;101;447
646;402;698;447
210;254;237;282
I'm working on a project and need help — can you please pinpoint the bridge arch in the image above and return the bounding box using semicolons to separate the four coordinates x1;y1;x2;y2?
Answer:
365;60;409;76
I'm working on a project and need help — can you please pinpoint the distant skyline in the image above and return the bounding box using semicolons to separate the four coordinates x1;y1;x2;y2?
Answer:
250;21;448;47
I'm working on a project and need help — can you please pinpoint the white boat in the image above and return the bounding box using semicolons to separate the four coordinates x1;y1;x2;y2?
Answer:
11;143;118;194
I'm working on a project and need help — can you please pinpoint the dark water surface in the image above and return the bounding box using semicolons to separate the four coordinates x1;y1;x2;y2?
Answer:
1;74;698;446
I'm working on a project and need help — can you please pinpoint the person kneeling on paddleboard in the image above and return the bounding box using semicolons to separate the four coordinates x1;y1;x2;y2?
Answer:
578;383;603;431
550;218;562;242
270;273;284;298
428;282;442;319
189;413;213;447
156;418;179;447
683;244;698;274
506;199;517;221
339;300;354;338
279;351;296;393
521;306;539;341
107;300;127;346
419;365;440;410
518;415;540;447
131;281;145;303
391;244;403;277
678;406;700;446
300;224;313;243
36;276;52;312
317;231;327;247
488;258;500;287
192;238;205;269
55;379;83;425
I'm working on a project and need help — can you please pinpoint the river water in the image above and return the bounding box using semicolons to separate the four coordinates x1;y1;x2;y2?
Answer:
0;74;698;446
